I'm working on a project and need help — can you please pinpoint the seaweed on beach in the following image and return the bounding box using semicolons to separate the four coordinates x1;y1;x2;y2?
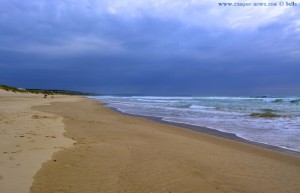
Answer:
250;112;281;118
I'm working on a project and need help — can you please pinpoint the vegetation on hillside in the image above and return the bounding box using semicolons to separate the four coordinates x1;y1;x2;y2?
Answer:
0;84;93;95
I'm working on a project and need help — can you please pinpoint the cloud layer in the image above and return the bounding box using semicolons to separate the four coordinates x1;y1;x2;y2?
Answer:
0;0;299;95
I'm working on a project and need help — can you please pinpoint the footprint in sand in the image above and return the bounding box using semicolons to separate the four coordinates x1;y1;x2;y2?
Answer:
32;115;50;119
0;175;3;180
45;136;56;138
32;115;40;119
11;150;23;153
54;146;64;149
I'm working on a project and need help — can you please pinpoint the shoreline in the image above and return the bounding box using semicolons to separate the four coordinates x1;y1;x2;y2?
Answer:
104;103;300;157
30;98;300;193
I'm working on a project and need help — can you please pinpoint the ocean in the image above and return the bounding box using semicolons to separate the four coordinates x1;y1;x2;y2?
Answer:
90;96;300;152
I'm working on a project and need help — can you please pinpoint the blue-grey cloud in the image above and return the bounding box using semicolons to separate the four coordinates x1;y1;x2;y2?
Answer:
0;0;300;95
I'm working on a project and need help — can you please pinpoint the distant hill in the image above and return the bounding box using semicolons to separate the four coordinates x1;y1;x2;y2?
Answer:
0;84;95;96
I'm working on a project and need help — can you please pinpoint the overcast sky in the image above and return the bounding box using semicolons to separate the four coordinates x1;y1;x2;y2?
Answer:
0;0;299;96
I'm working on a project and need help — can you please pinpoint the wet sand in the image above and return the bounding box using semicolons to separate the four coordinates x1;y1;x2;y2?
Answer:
30;98;300;193
111;107;300;156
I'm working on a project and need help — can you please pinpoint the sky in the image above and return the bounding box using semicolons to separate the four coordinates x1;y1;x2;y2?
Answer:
0;0;299;96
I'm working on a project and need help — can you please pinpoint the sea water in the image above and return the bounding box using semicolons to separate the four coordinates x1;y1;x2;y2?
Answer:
90;96;300;152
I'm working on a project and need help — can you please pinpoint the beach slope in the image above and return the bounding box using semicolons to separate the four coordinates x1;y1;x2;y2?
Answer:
30;98;300;193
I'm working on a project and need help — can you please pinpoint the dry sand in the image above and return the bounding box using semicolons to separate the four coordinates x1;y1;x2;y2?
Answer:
27;98;300;193
0;89;80;193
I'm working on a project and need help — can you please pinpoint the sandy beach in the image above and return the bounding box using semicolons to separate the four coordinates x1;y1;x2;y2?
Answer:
30;96;300;193
1;90;300;193
0;90;80;193
2;1;299;192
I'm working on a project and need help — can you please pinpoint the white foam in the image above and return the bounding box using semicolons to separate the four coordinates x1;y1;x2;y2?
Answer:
190;105;214;109
91;95;300;152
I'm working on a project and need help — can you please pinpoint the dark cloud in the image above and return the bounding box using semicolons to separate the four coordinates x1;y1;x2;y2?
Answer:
0;0;299;96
